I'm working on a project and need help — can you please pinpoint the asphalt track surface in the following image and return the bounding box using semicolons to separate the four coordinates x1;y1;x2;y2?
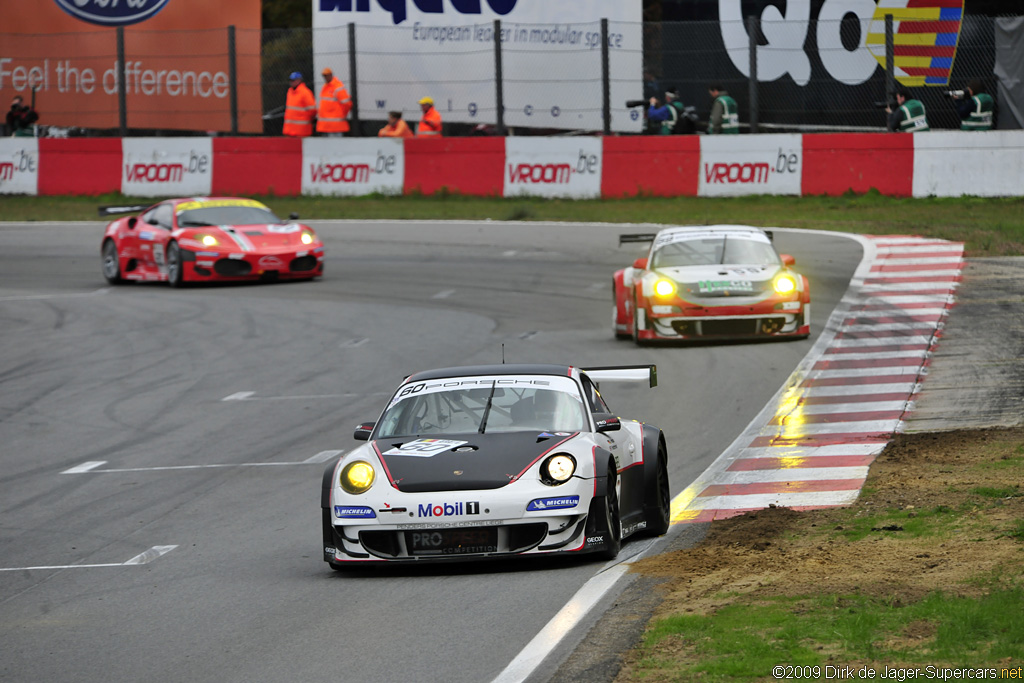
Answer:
0;219;861;683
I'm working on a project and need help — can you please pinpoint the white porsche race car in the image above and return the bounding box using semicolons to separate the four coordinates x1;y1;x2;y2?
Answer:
321;363;670;568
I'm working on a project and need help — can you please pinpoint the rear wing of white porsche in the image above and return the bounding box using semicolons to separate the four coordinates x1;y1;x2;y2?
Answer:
581;364;657;388
618;233;657;245
98;204;149;217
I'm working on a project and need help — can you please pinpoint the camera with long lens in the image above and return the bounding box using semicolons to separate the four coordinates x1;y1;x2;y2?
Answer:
625;99;648;108
873;100;896;110
942;90;966;99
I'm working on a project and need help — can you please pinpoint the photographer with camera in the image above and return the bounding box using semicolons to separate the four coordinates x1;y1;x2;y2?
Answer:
947;80;993;131
6;95;39;137
647;89;691;135
886;87;929;133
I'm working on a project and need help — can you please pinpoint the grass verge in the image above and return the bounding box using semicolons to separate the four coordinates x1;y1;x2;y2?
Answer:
619;427;1024;682
2;192;1023;258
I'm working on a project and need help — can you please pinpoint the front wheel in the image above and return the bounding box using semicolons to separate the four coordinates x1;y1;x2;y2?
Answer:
595;466;622;561
166;241;184;288
645;443;671;537
101;239;122;284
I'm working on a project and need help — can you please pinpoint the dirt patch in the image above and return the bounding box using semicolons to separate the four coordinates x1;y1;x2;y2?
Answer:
616;426;1024;680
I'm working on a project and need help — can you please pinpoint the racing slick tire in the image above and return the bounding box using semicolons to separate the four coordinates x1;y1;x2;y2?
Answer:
101;239;122;284
644;441;671;537
594;464;622;561
166;241;185;288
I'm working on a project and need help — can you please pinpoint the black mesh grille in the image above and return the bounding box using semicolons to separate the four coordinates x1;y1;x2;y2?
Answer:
213;259;253;277
290;255;318;272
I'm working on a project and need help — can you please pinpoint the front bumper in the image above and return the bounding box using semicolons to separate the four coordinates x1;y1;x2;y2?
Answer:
183;246;324;281
639;301;810;341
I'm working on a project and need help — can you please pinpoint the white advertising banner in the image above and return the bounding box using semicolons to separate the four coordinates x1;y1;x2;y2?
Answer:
301;138;405;196
913;131;1024;198
121;138;213;197
313;0;642;133
698;134;803;197
0;138;39;196
503;137;602;199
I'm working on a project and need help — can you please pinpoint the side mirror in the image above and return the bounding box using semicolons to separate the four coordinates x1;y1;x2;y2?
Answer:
127;217;137;229
353;421;375;441
593;413;621;433
780;254;796;267
632;257;648;270
289;212;300;220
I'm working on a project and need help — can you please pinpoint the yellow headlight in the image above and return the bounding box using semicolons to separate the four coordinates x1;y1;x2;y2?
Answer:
774;274;797;295
654;278;676;297
301;231;315;245
201;235;218;247
340;461;375;494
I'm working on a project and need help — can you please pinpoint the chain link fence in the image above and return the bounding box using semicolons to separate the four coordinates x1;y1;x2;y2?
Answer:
3;12;1016;137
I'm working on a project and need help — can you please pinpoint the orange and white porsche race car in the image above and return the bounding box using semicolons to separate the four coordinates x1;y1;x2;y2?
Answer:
613;225;810;344
100;197;324;286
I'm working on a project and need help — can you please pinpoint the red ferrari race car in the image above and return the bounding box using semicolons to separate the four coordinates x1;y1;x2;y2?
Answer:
99;197;324;286
613;225;810;344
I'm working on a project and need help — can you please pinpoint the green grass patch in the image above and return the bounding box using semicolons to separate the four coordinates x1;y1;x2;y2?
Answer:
634;587;1024;681
3;193;1023;257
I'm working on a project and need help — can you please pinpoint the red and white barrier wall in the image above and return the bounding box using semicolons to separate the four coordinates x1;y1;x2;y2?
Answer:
2;131;1022;199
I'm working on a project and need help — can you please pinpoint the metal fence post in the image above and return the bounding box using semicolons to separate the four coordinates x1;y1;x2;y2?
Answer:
747;14;758;134
494;19;505;136
228;25;238;135
117;27;127;137
601;18;610;135
348;22;360;136
885;14;895;105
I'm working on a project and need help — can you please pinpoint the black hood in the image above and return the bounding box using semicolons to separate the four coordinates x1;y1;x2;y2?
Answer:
374;431;576;493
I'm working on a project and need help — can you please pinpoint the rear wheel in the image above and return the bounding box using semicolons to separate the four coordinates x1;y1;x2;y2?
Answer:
645;442;671;537
101;239;122;284
596;466;622;561
166;241;184;288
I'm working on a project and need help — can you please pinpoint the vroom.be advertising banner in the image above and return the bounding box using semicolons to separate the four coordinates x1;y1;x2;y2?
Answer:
122;138;213;196
0;139;39;196
504;137;602;199
698;134;803;197
314;0;642;133
302;138;405;196
1;1;262;133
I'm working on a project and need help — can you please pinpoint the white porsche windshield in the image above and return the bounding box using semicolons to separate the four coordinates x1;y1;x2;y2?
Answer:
375;375;588;438
652;236;780;268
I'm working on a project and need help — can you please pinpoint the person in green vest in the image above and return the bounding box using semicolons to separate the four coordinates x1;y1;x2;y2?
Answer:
707;84;739;134
954;79;994;130
886;87;929;132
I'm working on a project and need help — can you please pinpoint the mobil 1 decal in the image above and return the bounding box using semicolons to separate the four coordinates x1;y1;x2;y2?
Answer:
504;137;602;199
698;134;801;198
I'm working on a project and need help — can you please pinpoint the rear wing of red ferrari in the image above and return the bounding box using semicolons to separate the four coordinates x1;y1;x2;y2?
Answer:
98;204;149;217
581;364;657;388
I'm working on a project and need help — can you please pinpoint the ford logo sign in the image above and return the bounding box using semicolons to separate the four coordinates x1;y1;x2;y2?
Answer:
54;0;171;27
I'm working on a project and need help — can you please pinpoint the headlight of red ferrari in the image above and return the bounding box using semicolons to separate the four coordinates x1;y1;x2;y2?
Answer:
301;229;316;245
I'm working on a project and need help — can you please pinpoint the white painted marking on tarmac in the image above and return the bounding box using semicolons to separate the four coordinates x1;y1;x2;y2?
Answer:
757;419;902;435
0;288;111;302
220;391;388;402
829;336;935;348
819;349;929;361
0;545;178;572
61;461;106;474
736;443;886;459
431;289;456;299
798;382;920;396
304;450;343;464
813;366;923;378
491;563;631;683
222;391;255;401
873;256;963;266
798;400;910;414
503;250;517;257
715;466;871;485
340;338;369;348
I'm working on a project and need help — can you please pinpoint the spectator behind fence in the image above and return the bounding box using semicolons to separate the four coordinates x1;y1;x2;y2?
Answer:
283;72;315;138
7;95;39;137
378;111;413;138
416;96;443;137
316;68;351;137
953;79;994;131
887;87;930;132
707;84;739;134
647;89;687;135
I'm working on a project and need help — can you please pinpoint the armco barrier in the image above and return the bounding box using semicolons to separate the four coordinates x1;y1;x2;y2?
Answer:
17;132;1024;199
601;136;700;198
802;133;913;197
